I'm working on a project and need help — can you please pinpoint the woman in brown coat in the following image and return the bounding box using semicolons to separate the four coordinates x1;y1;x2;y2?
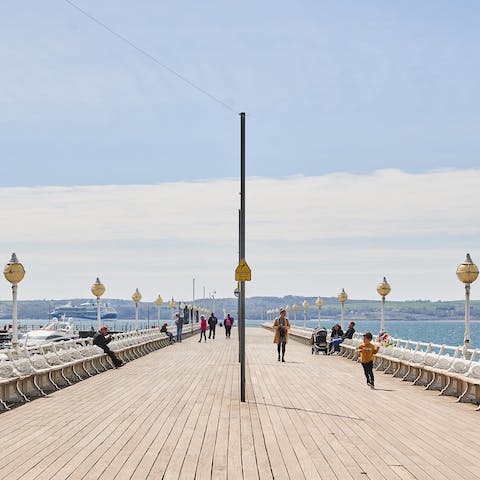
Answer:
273;308;291;362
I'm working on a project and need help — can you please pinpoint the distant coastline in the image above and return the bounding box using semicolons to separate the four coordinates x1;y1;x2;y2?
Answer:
0;296;479;323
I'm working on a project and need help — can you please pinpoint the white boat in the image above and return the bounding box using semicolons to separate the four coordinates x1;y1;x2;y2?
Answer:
18;317;79;347
49;301;117;320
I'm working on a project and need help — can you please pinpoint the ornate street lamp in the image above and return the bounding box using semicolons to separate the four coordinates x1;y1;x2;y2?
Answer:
91;277;105;330
155;294;163;328
3;253;26;349
169;297;176;324
179;302;186;328
292;304;298;326
132;288;142;331
456;253;479;349
315;297;324;328
209;290;216;313
377;277;391;334
302;300;309;328
337;288;348;330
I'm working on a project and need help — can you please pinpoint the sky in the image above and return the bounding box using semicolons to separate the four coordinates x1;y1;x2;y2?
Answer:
1;1;480;302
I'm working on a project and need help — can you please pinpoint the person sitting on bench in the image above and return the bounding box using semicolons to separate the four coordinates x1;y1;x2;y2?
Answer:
93;326;124;368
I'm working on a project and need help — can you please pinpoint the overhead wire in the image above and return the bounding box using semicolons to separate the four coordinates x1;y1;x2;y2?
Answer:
63;0;239;114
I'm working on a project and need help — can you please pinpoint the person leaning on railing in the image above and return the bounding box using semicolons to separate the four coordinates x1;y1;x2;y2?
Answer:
175;313;183;343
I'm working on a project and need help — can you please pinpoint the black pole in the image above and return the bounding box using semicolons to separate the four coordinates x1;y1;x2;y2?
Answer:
240;112;246;402
238;209;241;363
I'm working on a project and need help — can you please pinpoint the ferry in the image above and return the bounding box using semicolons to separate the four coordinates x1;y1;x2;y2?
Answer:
49;302;117;320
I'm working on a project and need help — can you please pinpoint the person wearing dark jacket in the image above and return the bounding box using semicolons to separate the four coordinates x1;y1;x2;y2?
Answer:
175;313;183;343
224;314;234;338
93;326;124;368
208;313;218;339
328;324;344;355
160;322;174;344
343;322;356;340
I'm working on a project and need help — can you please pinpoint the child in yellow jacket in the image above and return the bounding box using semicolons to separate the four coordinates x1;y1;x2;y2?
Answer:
358;332;379;389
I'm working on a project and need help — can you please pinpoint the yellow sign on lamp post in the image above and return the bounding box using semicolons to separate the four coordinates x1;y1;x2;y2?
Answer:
235;259;251;282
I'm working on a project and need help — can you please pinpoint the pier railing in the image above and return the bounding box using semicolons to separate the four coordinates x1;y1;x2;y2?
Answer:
262;323;480;410
0;325;199;412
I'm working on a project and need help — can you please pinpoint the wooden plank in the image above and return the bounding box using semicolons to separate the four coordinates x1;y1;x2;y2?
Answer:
0;328;479;480
193;362;230;479
244;372;273;479
100;350;208;480
165;349;224;479
210;352;234;479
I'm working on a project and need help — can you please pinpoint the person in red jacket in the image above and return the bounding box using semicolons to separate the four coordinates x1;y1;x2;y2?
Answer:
199;315;207;342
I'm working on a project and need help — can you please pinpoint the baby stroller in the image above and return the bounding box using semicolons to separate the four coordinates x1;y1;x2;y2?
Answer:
311;327;328;355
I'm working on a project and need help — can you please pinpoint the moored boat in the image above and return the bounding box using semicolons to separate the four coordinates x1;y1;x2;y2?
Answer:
18;317;79;347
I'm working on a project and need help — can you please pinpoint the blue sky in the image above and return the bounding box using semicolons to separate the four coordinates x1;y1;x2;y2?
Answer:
2;0;480;185
1;1;480;302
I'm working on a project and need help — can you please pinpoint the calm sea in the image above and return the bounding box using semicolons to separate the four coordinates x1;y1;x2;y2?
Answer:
16;318;480;349
247;319;480;349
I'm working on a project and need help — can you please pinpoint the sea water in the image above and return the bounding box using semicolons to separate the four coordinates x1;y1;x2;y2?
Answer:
15;318;480;348
248;319;480;348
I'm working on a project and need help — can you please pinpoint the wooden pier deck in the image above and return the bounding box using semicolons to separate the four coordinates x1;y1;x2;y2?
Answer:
1;327;479;480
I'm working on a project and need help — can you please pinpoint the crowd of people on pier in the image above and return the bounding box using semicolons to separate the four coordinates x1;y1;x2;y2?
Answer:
168;311;235;344
90;305;382;391
93;304;383;390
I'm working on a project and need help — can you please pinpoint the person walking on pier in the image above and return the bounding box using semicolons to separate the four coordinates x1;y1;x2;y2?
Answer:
273;308;290;362
208;312;217;339
199;315;207;342
93;326;124;368
358;332;379;388
224;314;234;338
175;313;183;343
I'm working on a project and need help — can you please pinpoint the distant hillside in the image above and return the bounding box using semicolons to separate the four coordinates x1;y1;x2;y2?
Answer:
0;296;478;322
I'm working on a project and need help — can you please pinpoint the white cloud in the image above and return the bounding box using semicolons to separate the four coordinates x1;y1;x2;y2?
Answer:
1;169;479;301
